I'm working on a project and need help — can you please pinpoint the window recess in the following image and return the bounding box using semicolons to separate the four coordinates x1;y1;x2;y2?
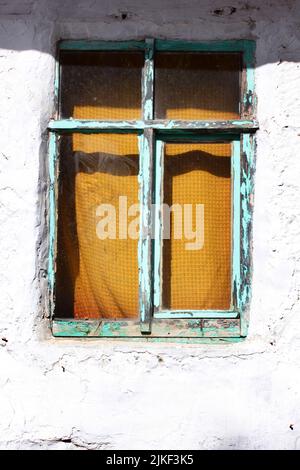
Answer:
48;39;257;341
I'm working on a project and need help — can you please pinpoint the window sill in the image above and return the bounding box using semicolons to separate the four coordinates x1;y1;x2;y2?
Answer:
51;318;245;343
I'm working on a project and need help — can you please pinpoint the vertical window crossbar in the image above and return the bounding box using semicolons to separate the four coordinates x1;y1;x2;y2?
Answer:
138;39;155;333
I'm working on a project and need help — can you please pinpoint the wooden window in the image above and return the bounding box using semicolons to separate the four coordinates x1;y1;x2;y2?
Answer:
48;40;257;341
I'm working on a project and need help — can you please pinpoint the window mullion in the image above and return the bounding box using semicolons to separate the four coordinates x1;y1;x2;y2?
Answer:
142;38;154;120
48;132;59;320
138;128;154;333
138;38;155;334
153;139;164;311
240;133;254;337
232;139;241;312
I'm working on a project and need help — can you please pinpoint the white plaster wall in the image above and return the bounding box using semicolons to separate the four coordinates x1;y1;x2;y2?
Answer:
0;0;300;450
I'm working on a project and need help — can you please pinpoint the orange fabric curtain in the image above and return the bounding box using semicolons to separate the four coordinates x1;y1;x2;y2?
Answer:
55;134;139;319
162;142;232;310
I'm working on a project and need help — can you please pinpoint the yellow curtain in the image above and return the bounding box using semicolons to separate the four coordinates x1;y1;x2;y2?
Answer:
162;142;232;310
55;134;139;319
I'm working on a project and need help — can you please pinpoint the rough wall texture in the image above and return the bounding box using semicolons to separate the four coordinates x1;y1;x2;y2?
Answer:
0;0;300;450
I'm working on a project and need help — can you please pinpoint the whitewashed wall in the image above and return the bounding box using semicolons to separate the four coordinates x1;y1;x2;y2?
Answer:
0;0;300;450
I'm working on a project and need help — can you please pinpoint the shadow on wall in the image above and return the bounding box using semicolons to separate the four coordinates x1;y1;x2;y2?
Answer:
0;0;299;62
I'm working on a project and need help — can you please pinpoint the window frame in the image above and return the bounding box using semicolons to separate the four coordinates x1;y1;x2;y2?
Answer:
48;39;257;342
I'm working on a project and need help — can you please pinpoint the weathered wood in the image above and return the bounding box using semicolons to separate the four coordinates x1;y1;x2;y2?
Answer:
52;318;241;338
239;134;255;336
48;133;59;319
155;39;255;53
59;40;146;51
232;139;241;311
48;119;258;132
142;39;154;120
49;39;257;340
154;310;239;319
153;139;164;310
138;129;154;333
241;42;256;119
152;136;246;329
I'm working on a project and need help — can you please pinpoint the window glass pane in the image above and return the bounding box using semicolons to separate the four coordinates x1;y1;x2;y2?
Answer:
60;51;143;120
161;142;232;310
155;53;241;120
55;133;139;319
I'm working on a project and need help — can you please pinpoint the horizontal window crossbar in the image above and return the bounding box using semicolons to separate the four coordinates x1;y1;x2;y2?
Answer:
48;119;258;132
58;39;255;55
154;310;239;319
155;39;255;54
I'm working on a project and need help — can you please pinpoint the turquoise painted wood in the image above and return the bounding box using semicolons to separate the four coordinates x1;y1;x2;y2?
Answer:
52;318;241;338
54;57;60;113
59;38;254;53
59;40;146;51
154;311;239;319
142;39;154;120
48;39;257;339
152;135;241;320
138;130;154;333
153;139;164;310
48;132;58;318
48;119;258;132
155;39;255;53
239;133;255;336
232;139;241;310
242;41;256;118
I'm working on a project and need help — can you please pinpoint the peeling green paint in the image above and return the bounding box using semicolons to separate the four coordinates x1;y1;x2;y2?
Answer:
153;139;163;310
153;134;243;323
138;131;153;333
54;56;60;112
241;134;254;261
239;134;255;336
48;132;57;317
48;119;258;132
155;39;254;53
243;41;256;117
52;318;241;339
59;40;146;51
142;39;154;120
232;139;241;310
154;310;239;319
